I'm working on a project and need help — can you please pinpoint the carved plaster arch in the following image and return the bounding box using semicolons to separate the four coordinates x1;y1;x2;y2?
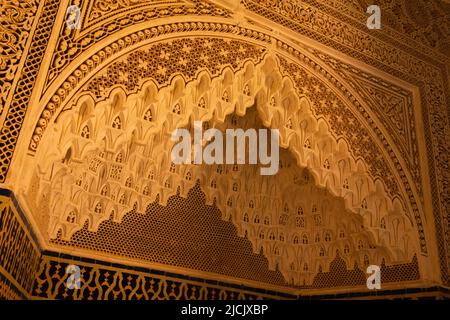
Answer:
24;52;419;285
8;13;415;214
12;20;427;258
22;30;423;231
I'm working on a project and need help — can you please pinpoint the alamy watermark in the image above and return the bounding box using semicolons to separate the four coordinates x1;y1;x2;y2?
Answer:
66;5;81;30
367;5;381;30
366;265;381;289
171;121;280;176
66;264;81;289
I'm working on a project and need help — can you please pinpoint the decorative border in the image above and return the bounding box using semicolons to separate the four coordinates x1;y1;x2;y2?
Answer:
0;188;441;299
0;0;60;182
44;0;232;90
28;23;429;266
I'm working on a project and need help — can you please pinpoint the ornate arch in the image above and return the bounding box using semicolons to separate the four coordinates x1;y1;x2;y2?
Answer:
23;42;421;284
21;28;426;242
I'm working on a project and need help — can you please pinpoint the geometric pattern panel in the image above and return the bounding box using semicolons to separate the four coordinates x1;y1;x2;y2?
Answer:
0;191;42;299
38;102;418;287
0;0;448;298
32;254;294;300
